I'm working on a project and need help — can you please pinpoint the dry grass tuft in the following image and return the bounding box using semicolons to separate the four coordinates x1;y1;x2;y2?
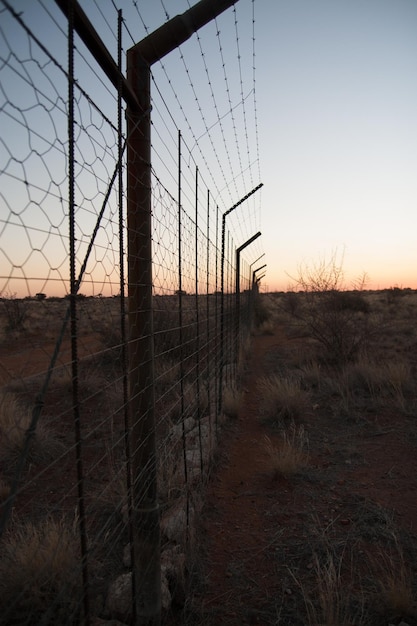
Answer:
291;549;367;626
372;541;416;618
345;356;414;410
0;517;81;623
263;423;309;477
222;385;242;419
258;374;310;423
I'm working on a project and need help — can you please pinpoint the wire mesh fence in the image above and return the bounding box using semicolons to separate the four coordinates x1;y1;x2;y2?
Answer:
0;1;262;623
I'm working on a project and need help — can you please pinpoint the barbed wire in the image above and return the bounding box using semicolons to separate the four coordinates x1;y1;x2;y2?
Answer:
128;0;262;253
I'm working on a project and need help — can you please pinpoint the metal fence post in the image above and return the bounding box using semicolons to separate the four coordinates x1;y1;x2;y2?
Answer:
126;49;160;625
127;5;240;622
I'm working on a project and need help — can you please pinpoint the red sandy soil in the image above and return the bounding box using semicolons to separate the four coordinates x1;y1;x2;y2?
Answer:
2;313;417;625
188;325;417;626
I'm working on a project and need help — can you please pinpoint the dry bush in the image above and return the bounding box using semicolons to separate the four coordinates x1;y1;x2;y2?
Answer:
1;293;28;331
258;374;310;423
385;286;410;305
303;293;371;365
288;253;373;366
262;423;309;478
281;290;300;316
0;390;61;464
0;517;81;624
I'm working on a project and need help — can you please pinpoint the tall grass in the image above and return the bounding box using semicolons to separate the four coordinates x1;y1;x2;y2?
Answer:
0;517;81;624
262;423;309;477
258;374;310;423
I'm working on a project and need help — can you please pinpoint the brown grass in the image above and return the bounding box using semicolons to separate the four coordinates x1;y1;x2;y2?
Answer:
371;541;416;618
296;549;367;626
258;374;310;423
344;356;414;411
262;423;309;477
222;385;242;419
0;516;81;624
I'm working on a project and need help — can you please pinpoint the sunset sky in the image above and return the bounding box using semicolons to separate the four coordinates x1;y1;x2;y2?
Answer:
255;0;417;291
132;0;417;291
1;0;417;295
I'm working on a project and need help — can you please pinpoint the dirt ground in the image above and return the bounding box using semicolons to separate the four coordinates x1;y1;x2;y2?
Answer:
186;323;417;626
2;296;417;625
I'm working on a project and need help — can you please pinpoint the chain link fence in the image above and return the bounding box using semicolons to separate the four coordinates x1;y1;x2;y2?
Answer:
0;2;261;623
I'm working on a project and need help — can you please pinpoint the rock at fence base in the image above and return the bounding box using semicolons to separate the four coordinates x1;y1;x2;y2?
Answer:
161;546;186;605
186;448;203;481
161;507;187;543
170;417;196;440
123;543;131;568
106;570;172;619
91;617;126;626
161;568;172;611
106;573;132;622
161;504;188;543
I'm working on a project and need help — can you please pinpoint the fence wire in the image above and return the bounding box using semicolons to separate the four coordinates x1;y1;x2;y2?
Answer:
0;1;262;624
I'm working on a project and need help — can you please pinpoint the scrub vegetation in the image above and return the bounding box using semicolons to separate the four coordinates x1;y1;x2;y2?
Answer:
190;282;417;626
0;282;417;624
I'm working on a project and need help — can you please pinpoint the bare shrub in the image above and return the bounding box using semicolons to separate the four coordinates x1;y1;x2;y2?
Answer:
385;285;408;305
0;391;62;464
1;293;28;330
281;290;300;316
288;253;372;366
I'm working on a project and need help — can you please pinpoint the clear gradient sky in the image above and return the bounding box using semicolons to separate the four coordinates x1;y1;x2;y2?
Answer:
255;0;417;291
1;0;417;295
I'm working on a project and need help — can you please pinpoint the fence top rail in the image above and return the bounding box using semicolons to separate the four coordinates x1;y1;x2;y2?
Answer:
54;0;139;110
